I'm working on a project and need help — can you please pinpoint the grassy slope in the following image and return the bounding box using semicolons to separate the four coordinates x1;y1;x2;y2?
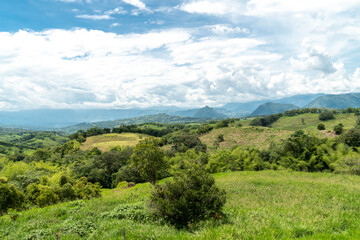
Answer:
200;126;292;150
80;133;152;151
2;171;360;239
271;113;357;136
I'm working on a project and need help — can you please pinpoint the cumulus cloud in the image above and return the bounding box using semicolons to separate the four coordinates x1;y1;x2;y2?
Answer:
123;0;147;10
76;14;114;20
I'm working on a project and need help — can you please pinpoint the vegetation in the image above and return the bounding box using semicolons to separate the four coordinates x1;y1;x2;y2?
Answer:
2;109;360;237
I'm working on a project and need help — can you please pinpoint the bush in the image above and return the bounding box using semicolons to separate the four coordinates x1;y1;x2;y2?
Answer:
0;183;25;214
334;124;344;135
150;166;226;228
317;124;325;130
332;154;360;175
344;128;360;147
319;111;335;121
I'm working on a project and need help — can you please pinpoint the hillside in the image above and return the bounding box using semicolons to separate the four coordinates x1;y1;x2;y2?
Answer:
61;113;206;133
80;133;152;151
2;171;360;239
306;93;360;109
250;102;299;116
194;106;227;119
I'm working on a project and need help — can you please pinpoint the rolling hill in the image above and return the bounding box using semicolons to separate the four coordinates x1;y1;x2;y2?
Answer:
194;106;227;119
250;102;299;116
306;93;360;109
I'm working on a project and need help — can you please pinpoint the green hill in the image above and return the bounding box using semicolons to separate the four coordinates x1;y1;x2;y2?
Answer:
194;106;227;119
2;171;360;239
306;93;360;109
250;102;299;116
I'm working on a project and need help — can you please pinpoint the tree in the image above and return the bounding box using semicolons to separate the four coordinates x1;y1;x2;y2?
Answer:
0;183;25;214
149;166;226;228
319;111;335;121
317;123;325;130
334;124;344;135
344;128;360;147
130;139;166;185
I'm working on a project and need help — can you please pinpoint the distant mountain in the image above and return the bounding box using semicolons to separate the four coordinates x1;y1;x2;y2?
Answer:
194;106;227;119
251;102;299;116
223;93;324;116
305;93;360;109
61;113;207;133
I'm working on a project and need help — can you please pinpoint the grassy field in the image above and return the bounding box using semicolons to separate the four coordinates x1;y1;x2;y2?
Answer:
200;126;293;150
80;133;152;151
2;171;360;239
271;113;357;133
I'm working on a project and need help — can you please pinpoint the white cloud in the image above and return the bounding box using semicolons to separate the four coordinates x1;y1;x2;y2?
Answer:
123;0;147;10
76;14;114;20
211;25;249;34
246;0;360;16
179;1;228;15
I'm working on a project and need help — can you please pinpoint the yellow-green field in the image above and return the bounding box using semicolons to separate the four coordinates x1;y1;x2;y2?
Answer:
80;133;152;151
200;126;293;150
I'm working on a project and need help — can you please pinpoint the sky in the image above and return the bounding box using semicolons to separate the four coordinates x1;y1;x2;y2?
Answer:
0;0;360;110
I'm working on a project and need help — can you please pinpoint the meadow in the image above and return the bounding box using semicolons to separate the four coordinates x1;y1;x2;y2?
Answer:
1;171;360;239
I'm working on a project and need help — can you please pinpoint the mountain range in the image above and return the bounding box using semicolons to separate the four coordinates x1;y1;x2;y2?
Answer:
0;92;360;130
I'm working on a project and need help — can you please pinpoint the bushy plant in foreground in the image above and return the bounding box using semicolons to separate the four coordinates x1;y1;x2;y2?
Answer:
150;166;226;228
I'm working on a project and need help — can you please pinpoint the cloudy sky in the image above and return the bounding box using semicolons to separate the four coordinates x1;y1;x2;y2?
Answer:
1;0;360;110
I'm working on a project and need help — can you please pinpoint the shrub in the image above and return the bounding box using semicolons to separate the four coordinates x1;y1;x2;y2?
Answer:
332;154;360;175
36;186;59;207
319;111;335;121
150;166;226;228
344;128;360;147
334;124;344;135
317;124;325;130
0;183;25;214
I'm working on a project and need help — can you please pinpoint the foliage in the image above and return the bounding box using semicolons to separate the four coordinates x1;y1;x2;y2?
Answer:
130;139;166;185
319;111;335;121
332;154;360;175
333;123;344;135
0;183;25;213
150;166;226;228
343;128;360;147
317;123;325;130
250;113;283;127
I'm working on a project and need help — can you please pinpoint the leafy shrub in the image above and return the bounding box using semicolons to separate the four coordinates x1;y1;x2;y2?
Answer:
317;124;325;130
319;111;335;121
36;186;59;207
0;183;25;214
344;128;360;147
332;154;360;175
59;183;76;201
73;177;101;199
334;124;344;135
150;166;226;228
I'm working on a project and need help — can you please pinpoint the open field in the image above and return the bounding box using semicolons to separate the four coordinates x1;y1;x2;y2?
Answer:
271;113;357;132
1;171;360;239
200;126;293;150
80;133;152;151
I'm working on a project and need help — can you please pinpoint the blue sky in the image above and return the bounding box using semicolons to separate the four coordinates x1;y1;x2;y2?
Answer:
0;0;360;110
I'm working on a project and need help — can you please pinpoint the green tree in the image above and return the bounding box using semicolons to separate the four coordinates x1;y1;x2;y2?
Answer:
150;166;226;228
0;183;25;214
319;111;335;121
317;123;325;130
131;139;166;185
334;123;344;135
344;128;360;147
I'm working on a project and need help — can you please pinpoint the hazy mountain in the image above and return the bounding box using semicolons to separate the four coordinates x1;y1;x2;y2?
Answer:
223;93;324;116
61;113;207;133
194;106;227;119
251;102;299;116
306;93;360;109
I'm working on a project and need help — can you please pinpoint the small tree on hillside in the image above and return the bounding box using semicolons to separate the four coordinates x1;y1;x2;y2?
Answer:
317;123;325;130
149;165;226;228
130;139;166;185
334;123;344;135
319;111;335;121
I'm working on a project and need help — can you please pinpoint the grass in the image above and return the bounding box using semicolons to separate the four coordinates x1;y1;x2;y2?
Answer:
2;171;360;239
200;126;293;150
80;133;152;151
271;113;357;134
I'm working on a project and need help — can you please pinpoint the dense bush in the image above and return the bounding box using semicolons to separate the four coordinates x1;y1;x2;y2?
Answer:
0;183;25;213
344;128;360;147
317;124;325;130
250;113;283;127
150;166;226;228
319;111;335;121
334;124;344;135
332;154;360;175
